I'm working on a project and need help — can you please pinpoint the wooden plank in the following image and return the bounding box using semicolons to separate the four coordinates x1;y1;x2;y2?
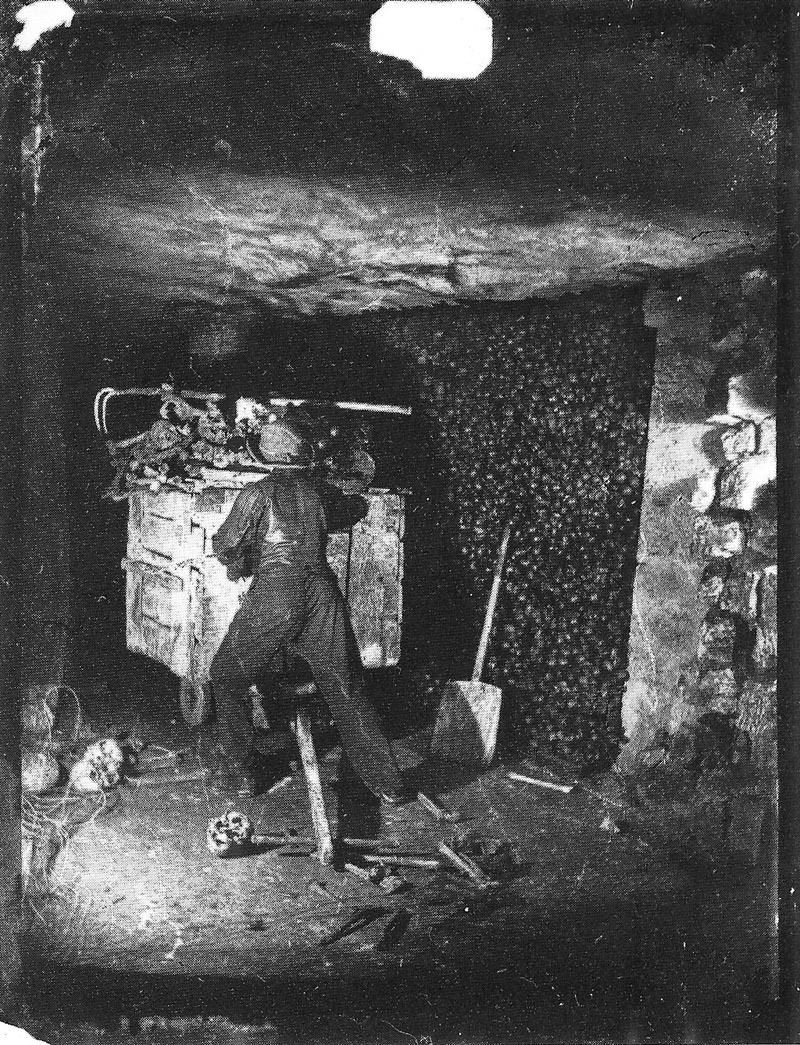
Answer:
191;556;250;682
349;497;386;668
140;511;182;561
129;489;197;566
381;493;404;665
125;565;144;656
127;491;145;562
123;559;190;676
347;492;404;668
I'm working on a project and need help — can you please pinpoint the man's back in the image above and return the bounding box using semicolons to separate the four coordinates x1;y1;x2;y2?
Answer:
213;472;327;574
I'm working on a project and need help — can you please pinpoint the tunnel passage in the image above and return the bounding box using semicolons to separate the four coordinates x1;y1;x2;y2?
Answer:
62;285;655;770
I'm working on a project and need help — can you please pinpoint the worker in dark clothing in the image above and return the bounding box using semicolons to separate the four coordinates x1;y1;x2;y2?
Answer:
209;415;407;803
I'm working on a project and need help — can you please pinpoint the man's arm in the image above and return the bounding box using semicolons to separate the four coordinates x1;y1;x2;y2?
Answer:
318;481;369;533
212;480;267;575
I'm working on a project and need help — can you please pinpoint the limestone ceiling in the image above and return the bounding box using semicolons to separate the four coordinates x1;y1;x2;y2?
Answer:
27;21;775;318
33;171;766;316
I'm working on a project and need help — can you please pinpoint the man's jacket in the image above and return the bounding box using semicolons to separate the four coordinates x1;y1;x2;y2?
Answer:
212;471;368;577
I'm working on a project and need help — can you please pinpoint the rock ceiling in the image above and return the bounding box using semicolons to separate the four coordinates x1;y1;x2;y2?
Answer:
34;171;766;316
28;21;775;318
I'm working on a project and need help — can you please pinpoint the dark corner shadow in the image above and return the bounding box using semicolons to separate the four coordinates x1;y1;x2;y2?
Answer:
403;753;494;798
335;752;382;845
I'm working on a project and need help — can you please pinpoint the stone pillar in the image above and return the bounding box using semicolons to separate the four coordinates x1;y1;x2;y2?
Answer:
620;267;776;774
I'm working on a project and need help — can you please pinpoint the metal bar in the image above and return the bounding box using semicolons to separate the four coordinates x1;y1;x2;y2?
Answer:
267;396;411;416
94;388;116;435
93;387;223;437
103;387;222;399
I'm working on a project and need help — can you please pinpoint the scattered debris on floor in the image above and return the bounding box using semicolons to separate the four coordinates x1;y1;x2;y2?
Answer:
362;854;443;870
437;842;497;889
416;791;459;822
20;670;775;1025
599;813;622;835
448;829;523;881
507;771;574;794
318;906;389;947
375;908;412;950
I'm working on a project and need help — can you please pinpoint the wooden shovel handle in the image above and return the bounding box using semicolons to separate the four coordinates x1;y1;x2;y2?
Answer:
472;522;512;682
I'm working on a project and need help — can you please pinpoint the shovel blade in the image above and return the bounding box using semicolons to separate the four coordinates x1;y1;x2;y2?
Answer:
430;681;502;767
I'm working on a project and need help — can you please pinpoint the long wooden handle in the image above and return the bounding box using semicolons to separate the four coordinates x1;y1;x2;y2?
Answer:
294;708;334;866
472;522;512;682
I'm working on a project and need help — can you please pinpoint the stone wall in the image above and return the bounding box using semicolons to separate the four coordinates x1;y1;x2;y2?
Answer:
620;261;776;777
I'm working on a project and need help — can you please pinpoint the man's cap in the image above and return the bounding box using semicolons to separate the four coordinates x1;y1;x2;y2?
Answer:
247;414;315;465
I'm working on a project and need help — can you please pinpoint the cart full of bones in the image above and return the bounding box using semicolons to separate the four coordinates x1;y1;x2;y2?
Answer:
95;387;410;726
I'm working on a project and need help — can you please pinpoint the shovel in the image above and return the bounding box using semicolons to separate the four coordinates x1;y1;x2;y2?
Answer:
430;522;512;767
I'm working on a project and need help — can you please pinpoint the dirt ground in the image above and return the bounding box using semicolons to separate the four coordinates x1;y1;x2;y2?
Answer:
17;667;780;1045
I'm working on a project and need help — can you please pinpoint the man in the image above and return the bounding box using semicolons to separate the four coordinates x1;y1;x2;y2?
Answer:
209;413;407;803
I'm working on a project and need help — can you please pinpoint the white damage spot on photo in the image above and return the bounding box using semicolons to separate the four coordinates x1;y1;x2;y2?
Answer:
14;0;74;51
370;1;492;79
0;1022;52;1045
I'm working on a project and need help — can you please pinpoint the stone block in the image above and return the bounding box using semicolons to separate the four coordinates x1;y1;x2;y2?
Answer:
758;566;777;629
694;514;747;558
701;614;738;649
726;795;766;866
719;453;776;511
698;559;731;601
720;421;758;462
753;623;777;671
690;469;718;512
697;667;742;702
737;680;777;771
698;610;753;673
759;415;776;458
697;645;733;672
750;514;777;558
719;569;761;621
707;694;739;715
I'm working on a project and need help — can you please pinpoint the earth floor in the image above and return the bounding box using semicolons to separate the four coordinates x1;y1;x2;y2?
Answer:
18;664;780;1045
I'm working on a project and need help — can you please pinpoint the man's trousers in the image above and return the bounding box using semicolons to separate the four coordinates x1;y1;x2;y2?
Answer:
209;563;404;797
